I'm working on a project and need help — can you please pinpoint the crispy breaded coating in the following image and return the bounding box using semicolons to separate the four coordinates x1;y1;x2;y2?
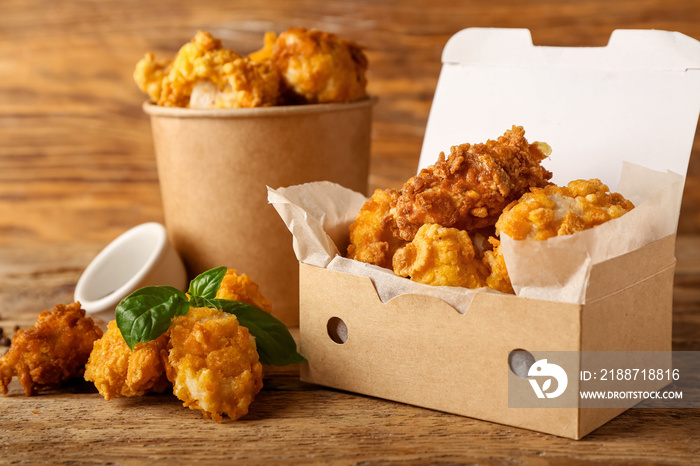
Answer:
216;269;272;312
248;31;277;62
0;302;102;396
134;30;280;108
392;126;553;242
483;237;514;294
84;320;170;401
496;179;635;240
346;189;406;269
271;27;368;103
485;179;635;293
164;307;263;422
393;224;488;288
133;52;169;104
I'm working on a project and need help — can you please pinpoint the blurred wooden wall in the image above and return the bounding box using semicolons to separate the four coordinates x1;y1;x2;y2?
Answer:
2;0;700;250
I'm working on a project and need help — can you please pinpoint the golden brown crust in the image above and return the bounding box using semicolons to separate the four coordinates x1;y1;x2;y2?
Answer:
164;307;263;422
392;126;553;242
272;27;368;104
135;28;368;108
84;320;170;401
215;269;272;312
133;30;280;108
346;189;405;269
0;302;102;396
495;179;635;241
482;237;514;294
392;224;488;288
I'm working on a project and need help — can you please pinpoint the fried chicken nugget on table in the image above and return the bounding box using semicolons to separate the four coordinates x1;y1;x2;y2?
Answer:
0;302;102;396
216;269;272;312
392;126;553;242
393;224;488;288
84;320;170;401
164;307;263;422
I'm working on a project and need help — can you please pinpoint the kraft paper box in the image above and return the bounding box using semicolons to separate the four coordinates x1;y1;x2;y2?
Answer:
144;99;374;326
269;28;700;439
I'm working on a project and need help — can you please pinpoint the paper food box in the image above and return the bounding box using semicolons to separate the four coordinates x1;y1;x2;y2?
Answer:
269;28;700;439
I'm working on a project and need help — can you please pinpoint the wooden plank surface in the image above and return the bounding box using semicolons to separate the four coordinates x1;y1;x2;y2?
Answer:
2;0;700;463
0;238;699;464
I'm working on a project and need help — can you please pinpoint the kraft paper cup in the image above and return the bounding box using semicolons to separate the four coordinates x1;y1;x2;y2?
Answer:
144;98;375;326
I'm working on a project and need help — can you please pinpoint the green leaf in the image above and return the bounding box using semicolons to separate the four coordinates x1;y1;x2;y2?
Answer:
188;266;228;299
116;286;190;350
212;299;305;366
189;295;219;309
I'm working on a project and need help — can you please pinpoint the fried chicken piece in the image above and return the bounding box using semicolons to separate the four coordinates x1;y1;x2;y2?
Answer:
134;30;280;108
392;126;553;242
393;224;488;288
216;269;272;312
248;31;277;62
484;179;635;293
483;237;514;294
495;179;635;240
84;320;170;401
133;52;169;104
346;188;406;269
271;27;368;103
164;307;263;422
0;302;102;396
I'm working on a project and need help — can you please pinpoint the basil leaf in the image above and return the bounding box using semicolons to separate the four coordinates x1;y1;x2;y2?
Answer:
188;266;228;299
212;299;305;366
116;286;190;350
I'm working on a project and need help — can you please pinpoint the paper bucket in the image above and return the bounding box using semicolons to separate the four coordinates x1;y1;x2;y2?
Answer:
144;98;375;325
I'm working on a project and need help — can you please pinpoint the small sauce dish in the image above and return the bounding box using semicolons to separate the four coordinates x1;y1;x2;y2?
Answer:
74;222;188;320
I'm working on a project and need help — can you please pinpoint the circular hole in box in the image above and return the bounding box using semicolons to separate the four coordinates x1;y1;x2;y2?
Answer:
508;349;535;378
327;317;348;344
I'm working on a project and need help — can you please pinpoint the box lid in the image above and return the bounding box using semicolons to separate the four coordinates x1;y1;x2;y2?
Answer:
418;28;700;188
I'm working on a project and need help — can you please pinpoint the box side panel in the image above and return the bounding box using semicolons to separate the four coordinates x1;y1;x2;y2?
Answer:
299;263;583;439
586;234;676;302
578;264;675;437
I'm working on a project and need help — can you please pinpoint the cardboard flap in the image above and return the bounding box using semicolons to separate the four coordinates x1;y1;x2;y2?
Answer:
442;29;700;71
420;28;700;189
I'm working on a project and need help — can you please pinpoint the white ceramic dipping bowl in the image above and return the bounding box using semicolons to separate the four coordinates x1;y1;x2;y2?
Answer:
74;222;188;321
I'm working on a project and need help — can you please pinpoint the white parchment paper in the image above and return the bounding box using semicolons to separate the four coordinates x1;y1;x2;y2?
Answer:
268;163;683;313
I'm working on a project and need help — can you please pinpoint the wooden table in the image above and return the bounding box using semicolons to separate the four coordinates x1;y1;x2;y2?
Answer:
2;0;700;463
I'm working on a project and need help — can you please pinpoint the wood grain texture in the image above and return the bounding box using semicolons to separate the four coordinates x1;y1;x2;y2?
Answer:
2;1;700;463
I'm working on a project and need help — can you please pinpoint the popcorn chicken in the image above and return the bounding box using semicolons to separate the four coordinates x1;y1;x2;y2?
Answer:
84;320;170;401
392;126;553;242
0;302;102;396
134;30;280;108
347;188;405;269
270;27;368;103
215;269;272;312
496;179;634;240
393;224;488;288
164;307;263;422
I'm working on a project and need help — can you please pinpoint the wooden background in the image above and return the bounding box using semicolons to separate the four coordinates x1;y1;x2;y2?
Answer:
2;0;700;256
2;0;700;463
